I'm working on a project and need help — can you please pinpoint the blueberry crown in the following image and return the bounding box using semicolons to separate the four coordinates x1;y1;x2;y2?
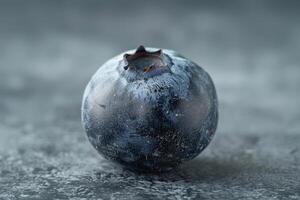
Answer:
123;45;165;72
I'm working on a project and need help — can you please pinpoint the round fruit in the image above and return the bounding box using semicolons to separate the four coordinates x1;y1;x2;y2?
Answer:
81;46;218;172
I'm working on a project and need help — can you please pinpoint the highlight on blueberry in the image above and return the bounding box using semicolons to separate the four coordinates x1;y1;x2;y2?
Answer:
81;45;218;172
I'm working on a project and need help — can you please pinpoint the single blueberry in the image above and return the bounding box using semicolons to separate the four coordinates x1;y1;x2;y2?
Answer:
82;46;218;172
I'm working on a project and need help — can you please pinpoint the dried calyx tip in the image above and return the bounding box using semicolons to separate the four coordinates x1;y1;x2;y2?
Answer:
136;45;146;53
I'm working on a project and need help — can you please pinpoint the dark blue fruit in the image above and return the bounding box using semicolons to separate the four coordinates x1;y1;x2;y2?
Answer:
81;46;218;172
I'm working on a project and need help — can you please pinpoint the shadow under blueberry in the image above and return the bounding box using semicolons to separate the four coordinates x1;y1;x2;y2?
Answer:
68;157;265;199
127;156;261;182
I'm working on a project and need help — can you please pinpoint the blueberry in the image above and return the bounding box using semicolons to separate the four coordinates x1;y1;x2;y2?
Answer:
81;46;218;172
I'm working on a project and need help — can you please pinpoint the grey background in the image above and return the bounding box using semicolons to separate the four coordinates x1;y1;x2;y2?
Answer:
0;0;300;199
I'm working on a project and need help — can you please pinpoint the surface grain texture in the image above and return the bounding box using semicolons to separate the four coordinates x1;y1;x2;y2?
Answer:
0;0;300;199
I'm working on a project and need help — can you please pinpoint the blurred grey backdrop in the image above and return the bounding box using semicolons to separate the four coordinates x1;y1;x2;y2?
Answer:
0;0;300;199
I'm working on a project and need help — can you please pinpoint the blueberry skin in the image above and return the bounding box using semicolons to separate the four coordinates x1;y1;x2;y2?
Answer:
81;47;218;172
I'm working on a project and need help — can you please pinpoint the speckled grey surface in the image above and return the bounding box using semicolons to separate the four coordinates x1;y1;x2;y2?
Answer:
0;0;300;199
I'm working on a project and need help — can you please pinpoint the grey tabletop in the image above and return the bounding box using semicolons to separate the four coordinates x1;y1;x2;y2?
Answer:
0;0;300;199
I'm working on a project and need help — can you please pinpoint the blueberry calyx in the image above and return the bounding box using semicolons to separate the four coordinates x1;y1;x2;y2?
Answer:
123;45;167;74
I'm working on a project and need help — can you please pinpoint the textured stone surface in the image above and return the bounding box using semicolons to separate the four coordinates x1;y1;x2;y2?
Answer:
0;0;300;199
